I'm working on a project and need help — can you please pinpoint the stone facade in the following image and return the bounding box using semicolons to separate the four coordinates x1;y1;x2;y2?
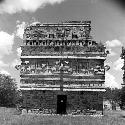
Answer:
22;90;103;113
16;21;109;114
121;47;125;85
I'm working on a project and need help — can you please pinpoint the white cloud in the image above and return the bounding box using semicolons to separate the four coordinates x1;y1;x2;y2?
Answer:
106;39;122;47
0;31;14;58
16;21;26;39
105;72;120;88
113;57;124;71
0;60;8;67
105;62;112;67
0;69;10;76
0;0;65;14
107;48;117;56
11;59;21;68
17;47;22;57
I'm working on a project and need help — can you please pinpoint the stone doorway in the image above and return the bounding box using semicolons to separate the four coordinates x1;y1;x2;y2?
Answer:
57;95;67;114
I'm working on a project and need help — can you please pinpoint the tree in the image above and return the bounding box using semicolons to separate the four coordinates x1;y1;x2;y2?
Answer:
120;86;125;109
104;87;121;104
0;74;18;107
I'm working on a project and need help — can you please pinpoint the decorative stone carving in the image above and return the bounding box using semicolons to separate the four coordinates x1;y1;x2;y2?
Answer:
19;59;105;76
121;47;125;58
24;21;91;41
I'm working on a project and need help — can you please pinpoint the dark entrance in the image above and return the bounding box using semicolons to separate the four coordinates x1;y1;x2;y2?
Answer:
57;95;67;114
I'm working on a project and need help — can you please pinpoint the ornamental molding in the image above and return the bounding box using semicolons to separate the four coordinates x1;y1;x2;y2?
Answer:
20;56;106;59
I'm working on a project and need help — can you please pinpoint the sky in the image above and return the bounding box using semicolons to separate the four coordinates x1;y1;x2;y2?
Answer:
0;0;125;89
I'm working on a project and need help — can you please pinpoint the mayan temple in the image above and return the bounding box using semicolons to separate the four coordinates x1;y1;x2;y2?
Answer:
121;47;125;108
121;47;125;86
16;21;109;114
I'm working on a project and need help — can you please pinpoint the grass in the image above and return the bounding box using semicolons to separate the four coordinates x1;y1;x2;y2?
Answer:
0;107;125;125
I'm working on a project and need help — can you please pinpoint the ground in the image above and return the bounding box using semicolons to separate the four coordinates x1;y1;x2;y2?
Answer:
0;107;125;125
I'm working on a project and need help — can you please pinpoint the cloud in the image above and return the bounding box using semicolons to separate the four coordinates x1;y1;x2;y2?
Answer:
0;60;8;67
0;31;14;58
0;0;65;14
17;47;22;57
113;57;124;71
11;59;21;68
107;48;117;56
105;72;120;88
0;69;10;76
16;21;26;39
0;59;10;76
106;39;122;47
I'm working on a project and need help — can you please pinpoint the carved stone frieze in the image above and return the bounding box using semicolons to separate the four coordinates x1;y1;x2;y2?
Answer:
19;59;105;76
21;44;106;56
24;22;91;41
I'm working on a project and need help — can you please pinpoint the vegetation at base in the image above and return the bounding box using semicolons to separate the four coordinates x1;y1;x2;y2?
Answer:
103;87;125;110
0;73;20;107
0;72;124;110
104;87;121;103
0;108;125;125
120;86;125;109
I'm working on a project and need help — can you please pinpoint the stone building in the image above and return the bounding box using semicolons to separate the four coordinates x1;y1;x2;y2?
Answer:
120;47;125;108
121;47;125;86
16;21;109;114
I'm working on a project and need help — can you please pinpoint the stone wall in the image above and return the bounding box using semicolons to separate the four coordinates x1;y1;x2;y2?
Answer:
21;90;103;112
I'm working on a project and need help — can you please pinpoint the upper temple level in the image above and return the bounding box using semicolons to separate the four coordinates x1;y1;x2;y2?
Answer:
21;21;108;58
23;21;91;41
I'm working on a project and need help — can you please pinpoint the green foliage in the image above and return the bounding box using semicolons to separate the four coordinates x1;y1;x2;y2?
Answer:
104;87;121;104
120;86;125;109
0;74;18;107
